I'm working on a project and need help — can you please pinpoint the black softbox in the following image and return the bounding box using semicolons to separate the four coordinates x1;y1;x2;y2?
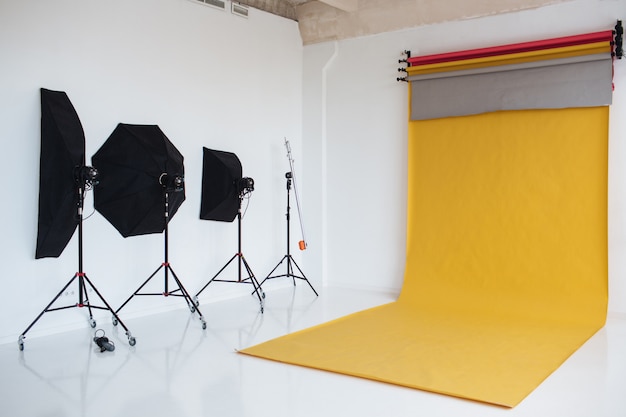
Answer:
36;88;86;259
200;147;242;222
24;89;137;350
92;124;185;237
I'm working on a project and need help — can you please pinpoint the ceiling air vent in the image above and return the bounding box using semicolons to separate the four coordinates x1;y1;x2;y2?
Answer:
231;2;249;18
200;0;226;11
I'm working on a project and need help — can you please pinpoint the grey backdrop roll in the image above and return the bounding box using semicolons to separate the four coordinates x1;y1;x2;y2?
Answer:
409;53;613;120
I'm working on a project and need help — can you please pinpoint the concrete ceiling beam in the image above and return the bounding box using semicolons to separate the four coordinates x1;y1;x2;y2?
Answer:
318;0;358;12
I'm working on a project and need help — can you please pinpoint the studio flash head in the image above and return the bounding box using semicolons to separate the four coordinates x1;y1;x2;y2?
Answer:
238;177;254;196
74;165;99;186
159;172;184;192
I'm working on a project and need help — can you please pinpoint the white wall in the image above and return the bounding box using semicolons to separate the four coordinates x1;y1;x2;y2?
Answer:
1;0;625;345
302;0;626;314
0;0;303;343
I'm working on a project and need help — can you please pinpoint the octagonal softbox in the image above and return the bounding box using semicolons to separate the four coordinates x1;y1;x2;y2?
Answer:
92;124;185;237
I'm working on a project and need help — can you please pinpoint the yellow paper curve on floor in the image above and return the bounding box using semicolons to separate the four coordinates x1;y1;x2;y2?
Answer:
240;107;608;407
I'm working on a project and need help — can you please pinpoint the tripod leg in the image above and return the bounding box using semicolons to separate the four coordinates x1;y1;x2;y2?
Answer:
115;264;164;315
168;266;206;330
194;254;238;301
240;255;265;312
286;257;296;286
289;256;319;296
78;276;97;328
82;274;136;346
259;255;288;288
18;274;79;350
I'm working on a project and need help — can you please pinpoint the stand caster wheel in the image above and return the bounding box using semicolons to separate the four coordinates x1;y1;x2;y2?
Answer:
128;337;136;346
201;319;207;330
193;296;200;307
262;291;266;299
189;304;196;313
112;316;118;326
89;318;97;328
18;335;24;351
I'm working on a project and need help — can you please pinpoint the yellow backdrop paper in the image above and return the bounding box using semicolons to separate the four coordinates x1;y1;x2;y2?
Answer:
240;107;608;407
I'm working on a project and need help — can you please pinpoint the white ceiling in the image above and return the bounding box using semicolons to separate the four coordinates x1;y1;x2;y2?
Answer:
235;0;575;44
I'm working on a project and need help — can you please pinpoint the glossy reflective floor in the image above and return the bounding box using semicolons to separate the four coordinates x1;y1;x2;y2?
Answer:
2;286;626;417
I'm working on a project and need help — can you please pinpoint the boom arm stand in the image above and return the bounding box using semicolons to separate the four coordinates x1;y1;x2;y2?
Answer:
259;173;318;296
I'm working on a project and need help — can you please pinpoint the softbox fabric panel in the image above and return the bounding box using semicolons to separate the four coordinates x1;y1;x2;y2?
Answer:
36;88;86;259
200;147;242;222
92;124;185;237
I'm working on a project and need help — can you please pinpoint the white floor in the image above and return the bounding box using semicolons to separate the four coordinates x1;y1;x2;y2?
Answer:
1;285;626;417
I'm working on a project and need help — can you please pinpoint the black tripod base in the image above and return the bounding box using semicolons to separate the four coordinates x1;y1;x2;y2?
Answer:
18;273;136;351
195;253;265;313
115;263;207;330
260;254;318;296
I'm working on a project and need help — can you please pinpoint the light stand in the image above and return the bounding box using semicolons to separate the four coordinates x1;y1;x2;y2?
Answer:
19;172;136;351
194;192;265;313
114;182;206;329
259;172;318;296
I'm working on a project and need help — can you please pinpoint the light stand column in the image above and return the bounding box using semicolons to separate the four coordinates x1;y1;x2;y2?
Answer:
18;182;136;351
114;189;206;330
194;196;265;312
